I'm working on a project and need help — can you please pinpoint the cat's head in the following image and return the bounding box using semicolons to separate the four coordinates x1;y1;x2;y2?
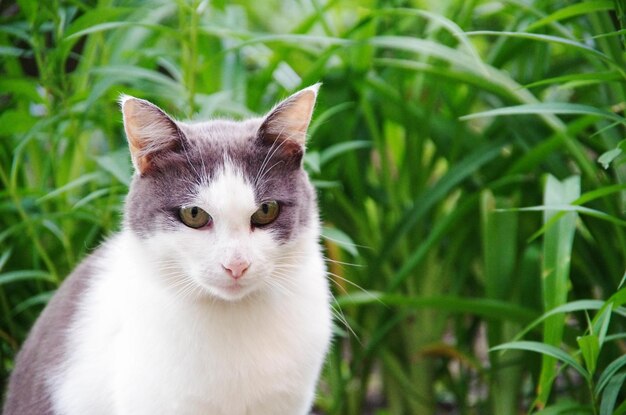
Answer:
120;85;321;302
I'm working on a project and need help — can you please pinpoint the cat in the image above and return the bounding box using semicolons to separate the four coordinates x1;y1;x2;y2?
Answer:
3;84;332;415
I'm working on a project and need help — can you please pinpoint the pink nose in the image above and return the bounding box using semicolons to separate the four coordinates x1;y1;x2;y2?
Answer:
222;259;250;280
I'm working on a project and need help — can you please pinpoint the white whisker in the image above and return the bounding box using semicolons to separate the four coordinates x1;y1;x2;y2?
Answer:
254;137;288;186
329;291;360;343
324;258;363;268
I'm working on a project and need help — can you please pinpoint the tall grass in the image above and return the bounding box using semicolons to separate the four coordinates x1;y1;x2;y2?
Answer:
2;0;626;413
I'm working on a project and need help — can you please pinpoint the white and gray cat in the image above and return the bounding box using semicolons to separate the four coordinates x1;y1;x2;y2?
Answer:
3;85;332;415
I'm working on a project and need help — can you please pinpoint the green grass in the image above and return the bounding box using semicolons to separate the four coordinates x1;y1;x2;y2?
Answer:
2;0;626;413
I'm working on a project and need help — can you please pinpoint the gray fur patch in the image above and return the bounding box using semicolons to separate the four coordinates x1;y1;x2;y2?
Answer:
2;254;98;415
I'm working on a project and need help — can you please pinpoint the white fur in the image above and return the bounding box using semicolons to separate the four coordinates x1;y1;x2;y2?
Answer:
50;166;331;415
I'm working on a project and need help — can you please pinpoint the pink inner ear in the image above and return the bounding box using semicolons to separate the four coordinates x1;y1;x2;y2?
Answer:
121;96;183;174
258;87;318;148
279;139;304;159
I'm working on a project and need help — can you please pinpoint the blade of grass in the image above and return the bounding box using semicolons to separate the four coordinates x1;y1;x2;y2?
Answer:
595;354;626;396
465;30;624;76
335;292;537;324
536;175;580;408
491;341;589;381
599;372;626;415
525;1;614;32
460;103;626;126
509;299;626;343
481;190;522;415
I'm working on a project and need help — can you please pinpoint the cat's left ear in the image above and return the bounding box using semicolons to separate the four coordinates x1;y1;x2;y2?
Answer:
257;83;320;160
120;95;185;175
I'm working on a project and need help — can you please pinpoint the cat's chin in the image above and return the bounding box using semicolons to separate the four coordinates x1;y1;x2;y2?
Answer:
201;280;258;302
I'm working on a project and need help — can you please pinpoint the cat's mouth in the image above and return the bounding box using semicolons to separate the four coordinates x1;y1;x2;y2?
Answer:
203;278;257;302
223;281;243;293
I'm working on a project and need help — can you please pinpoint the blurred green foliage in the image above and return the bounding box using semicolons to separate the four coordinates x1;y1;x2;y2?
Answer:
1;0;626;413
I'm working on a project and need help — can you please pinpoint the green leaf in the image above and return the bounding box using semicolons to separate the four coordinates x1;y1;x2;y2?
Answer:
506;204;626;229
322;226;359;257
64;21;178;41
599;372;626;415
593;303;613;348
609;287;626;308
0;46;27;57
465;31;616;70
533;400;593;415
311;180;341;189
0;270;55;286
216;31;350;53
461;103;626;125
0;78;43;103
577;334;599;375
598;148;623;169
369;35;478;70
336;292;537;324
308;102;355;138
511;300;625;343
304;151;321;174
612;399;626;415
0;250;11;271
95;149;132;187
538;175;580;407
319;141;372;166
491;341;589;380
481;190;518;300
0;21;31;42
619;270;626;290
91;65;185;98
500;184;626;240
64;7;133;37
525;1;613;32
375;8;488;75
0;110;36;135
73;188;112;209
574;184;626;205
596;354;626;396
37;172;104;204
523;71;622;90
13;291;56;315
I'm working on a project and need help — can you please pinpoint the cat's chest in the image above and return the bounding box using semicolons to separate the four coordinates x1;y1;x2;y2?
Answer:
53;234;329;414
115;283;305;373
110;292;307;412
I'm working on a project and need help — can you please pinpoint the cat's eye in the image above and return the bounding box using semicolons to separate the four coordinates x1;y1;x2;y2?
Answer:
179;206;211;229
251;201;280;227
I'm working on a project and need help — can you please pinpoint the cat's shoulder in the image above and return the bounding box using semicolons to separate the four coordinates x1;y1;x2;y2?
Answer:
2;241;109;414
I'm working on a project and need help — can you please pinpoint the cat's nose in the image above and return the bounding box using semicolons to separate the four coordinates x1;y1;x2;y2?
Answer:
222;259;250;280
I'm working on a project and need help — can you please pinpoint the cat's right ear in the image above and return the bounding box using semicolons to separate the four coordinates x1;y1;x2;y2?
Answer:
256;84;320;163
120;95;185;175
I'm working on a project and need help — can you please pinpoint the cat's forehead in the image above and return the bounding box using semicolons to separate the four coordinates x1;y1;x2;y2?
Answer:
179;118;262;148
171;119;262;189
196;165;256;221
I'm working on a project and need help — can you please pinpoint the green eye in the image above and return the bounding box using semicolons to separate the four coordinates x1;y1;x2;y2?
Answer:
251;201;280;226
179;206;211;229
